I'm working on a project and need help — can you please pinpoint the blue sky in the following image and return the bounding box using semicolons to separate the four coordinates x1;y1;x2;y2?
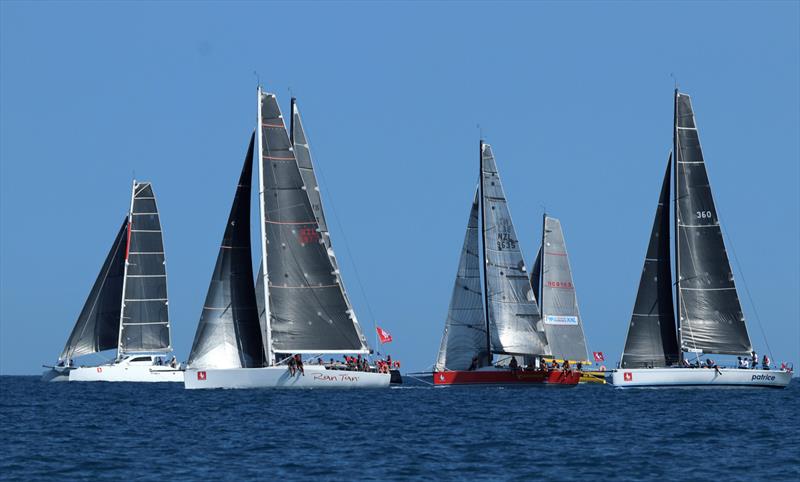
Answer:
1;1;798;374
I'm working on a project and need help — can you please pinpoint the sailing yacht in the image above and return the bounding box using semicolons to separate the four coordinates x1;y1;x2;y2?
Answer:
530;215;605;383
42;181;182;382
612;90;791;388
184;88;389;389
433;141;580;386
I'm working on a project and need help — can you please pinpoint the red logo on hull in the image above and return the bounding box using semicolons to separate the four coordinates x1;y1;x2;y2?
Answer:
197;371;207;381
623;372;632;382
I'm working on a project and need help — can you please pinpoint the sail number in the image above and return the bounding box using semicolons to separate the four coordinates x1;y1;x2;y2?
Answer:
496;233;517;250
696;211;713;219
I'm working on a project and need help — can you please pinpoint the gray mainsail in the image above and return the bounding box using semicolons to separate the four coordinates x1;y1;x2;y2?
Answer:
674;91;751;355
480;142;549;356
60;219;128;361
620;158;680;368
258;90;369;354
436;188;489;371
539;216;589;362
119;182;171;354
188;135;266;369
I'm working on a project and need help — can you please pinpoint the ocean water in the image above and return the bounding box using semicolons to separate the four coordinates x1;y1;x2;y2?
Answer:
1;376;798;481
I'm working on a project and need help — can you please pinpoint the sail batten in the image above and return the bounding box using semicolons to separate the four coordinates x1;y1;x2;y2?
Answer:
436;188;489;371
188;134;266;369
258;91;369;354
480;143;548;356
620;157;680;368
674;92;751;355
539;216;589;362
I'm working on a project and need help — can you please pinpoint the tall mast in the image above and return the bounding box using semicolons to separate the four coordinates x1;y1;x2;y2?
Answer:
116;179;135;360
290;97;296;145
540;211;546;315
672;88;683;363
257;86;274;366
479;139;491;363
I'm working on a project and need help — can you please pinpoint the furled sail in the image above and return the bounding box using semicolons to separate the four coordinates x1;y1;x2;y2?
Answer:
539;216;589;362
674;91;751;355
480;142;549;356
259;91;369;353
620;158;680;368
436;188;489;371
60;219;128;360
188;135;266;368
119;182;171;353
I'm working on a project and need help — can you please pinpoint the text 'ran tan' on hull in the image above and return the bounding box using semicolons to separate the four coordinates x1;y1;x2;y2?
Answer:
183;88;390;389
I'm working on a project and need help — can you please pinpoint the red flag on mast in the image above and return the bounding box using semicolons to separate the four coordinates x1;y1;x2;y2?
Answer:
593;352;605;362
376;327;393;344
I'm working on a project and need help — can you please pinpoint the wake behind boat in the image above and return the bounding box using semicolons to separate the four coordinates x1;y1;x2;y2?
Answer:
42;181;182;383
184;88;389;389
612;90;791;389
432;141;579;387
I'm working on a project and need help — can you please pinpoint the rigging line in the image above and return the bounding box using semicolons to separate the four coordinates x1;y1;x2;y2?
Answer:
716;208;774;361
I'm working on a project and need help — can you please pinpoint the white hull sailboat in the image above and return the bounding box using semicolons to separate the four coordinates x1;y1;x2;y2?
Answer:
42;181;182;383
612;90;790;389
612;367;791;389
185;89;389;389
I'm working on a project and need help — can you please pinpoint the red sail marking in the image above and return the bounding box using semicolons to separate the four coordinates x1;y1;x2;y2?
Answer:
125;218;132;260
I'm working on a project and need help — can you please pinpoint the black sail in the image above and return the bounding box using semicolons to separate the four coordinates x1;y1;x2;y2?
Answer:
674;91;752;355
621;158;680;368
259;91;368;353
119;182;171;353
530;246;542;307
188;135;266;368
60;219;128;360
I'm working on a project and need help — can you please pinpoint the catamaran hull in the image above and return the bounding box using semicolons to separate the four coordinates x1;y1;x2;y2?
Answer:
42;365;184;383
611;368;791;388
433;369;581;386
183;365;391;389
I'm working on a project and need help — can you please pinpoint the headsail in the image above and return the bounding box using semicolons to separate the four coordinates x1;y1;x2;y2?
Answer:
480;142;549;356
674;91;751;355
539;216;589;362
119;182;171;354
259;91;369;353
436;187;489;371
620;158;680;368
60;219;128;360
188;134;266;368
530;246;542;306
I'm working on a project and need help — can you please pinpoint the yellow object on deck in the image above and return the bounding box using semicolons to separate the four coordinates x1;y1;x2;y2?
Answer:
579;371;607;384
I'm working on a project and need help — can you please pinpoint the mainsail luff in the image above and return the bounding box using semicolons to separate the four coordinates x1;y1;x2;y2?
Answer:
539;216;589;362
118;181;171;354
60;219;128;360
673;91;752;355
620;157;680;368
188;134;266;369
436;187;489;371
258;90;369;354
480;142;549;356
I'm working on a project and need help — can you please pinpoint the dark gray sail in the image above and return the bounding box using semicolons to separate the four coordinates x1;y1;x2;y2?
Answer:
436;188;489;371
188;135;266;368
674;91;751;355
60;219;128;361
119;182;171;353
259;91;369;353
480;142;549;356
539;216;589;362
621;158;680;368
530;246;542;307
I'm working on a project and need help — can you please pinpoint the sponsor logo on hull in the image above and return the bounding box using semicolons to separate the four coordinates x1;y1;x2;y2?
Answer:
312;373;361;383
623;372;632;381
751;374;775;382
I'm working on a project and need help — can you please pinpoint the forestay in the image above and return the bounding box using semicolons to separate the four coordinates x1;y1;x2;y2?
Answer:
60;219;128;360
620;158;680;368
480;143;549;356
119;182;171;354
436;188;488;371
539;216;589;362
259;91;369;353
188;135;266;369
674;92;751;355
